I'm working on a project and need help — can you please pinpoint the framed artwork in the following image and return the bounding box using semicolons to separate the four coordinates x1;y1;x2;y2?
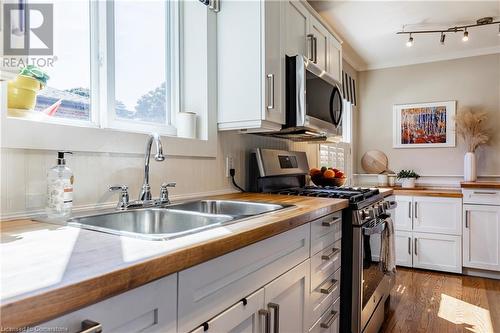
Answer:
393;101;456;148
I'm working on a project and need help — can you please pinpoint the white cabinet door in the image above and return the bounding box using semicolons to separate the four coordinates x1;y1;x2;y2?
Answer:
264;260;310;333
37;275;177;333
463;205;500;271
190;289;265;333
309;16;329;70
217;0;283;131
395;230;413;267
263;0;284;125
413;196;462;235
327;36;342;83
284;0;309;57
413;232;462;273
393;196;413;231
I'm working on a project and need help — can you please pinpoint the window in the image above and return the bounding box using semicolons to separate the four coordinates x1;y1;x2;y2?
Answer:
4;0;178;136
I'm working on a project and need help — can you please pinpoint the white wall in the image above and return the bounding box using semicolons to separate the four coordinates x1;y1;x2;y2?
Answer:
0;132;318;219
356;54;500;182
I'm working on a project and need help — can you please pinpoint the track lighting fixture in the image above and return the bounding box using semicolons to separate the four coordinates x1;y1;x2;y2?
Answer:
406;34;414;47
462;28;469;42
397;17;499;47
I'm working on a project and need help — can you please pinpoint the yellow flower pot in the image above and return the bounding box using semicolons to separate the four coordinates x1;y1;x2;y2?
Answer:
7;75;43;110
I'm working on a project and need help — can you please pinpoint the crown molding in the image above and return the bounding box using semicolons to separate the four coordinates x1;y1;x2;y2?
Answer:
359;45;500;71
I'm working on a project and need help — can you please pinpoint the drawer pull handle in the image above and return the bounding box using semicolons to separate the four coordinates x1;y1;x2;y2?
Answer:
320;310;339;329
78;320;102;333
268;303;280;333
320;278;339;295
472;191;497;195
322;217;341;227
322;248;340;261
259;309;271;333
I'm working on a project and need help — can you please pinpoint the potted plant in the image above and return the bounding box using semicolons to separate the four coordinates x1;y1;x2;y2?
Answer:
455;109;490;182
397;169;420;188
7;65;49;110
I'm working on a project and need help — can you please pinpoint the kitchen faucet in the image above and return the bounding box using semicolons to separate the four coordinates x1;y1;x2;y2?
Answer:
139;133;165;201
109;133;176;209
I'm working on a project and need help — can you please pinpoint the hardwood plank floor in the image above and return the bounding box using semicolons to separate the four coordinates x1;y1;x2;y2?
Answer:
380;268;500;333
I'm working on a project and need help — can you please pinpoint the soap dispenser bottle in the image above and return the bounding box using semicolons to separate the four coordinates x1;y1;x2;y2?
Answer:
46;151;74;219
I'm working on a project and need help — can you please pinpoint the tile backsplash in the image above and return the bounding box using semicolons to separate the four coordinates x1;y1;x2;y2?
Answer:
0;132;318;219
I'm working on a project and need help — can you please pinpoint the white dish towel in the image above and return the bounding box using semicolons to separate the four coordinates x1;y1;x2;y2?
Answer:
380;217;396;274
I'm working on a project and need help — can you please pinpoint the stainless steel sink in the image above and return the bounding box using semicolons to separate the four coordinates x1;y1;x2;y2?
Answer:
67;200;293;241
68;208;233;240
169;200;289;217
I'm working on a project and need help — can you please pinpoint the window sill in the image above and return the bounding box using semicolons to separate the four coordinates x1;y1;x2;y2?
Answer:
1;114;217;158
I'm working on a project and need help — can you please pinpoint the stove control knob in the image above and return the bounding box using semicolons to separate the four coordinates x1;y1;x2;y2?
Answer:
360;209;369;220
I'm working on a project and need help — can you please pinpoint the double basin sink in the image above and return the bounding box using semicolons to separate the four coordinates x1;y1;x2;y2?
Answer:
68;200;293;240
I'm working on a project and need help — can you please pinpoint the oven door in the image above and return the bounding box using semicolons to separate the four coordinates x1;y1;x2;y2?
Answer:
352;218;388;333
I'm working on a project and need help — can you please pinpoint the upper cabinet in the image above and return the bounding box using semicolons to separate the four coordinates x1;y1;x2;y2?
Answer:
217;0;285;132
218;0;342;133
308;15;329;70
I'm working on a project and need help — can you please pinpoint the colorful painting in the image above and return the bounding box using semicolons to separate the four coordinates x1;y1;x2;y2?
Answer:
393;101;456;148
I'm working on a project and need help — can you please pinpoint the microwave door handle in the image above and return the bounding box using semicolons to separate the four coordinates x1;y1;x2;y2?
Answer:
329;87;343;127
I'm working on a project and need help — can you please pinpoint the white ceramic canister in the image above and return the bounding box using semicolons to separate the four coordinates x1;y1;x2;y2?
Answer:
387;174;397;187
377;174;388;186
177;111;197;139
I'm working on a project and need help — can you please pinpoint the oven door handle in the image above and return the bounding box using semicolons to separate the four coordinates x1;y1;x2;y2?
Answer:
362;220;386;235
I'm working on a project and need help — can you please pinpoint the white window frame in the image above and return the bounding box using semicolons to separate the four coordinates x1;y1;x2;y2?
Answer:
0;0;217;157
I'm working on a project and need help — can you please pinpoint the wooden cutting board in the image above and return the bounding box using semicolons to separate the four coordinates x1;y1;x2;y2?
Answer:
361;150;388;174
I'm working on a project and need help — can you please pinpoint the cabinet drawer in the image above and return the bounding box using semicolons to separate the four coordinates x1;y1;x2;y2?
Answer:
36;274;177;333
309;297;340;333
309;267;340;328
463;189;500;205
311;239;341;291
311;212;342;255
178;224;310;333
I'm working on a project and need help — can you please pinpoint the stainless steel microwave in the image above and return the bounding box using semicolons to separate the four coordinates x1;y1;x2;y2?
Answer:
283;55;343;139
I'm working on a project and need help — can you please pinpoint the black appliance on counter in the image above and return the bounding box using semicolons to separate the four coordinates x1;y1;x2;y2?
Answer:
248;148;396;333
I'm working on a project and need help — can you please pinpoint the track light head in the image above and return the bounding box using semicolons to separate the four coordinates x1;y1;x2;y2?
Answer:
440;32;446;45
406;34;414;47
462;29;469;42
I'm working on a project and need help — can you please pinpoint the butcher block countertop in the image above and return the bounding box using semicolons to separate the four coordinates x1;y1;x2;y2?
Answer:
378;186;462;198
0;193;349;329
461;181;500;189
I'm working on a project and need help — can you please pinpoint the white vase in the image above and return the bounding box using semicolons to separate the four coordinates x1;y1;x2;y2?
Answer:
401;178;416;188
464;152;477;182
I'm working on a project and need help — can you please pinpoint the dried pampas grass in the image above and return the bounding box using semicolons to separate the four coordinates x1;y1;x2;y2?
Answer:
455;109;491;152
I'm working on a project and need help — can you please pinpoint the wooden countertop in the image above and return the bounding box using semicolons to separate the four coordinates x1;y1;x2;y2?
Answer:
378;186;462;198
461;181;500;189
0;193;348;329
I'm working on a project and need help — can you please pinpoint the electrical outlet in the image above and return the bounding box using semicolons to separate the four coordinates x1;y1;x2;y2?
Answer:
225;156;234;177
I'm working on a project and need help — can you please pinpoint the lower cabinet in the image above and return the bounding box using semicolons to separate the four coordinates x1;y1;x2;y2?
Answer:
190;260;310;333
413;232;462;273
394;230;413;268
190;288;265;333
264;260;310;333
385;195;463;274
35;274;177;333
463;204;500;271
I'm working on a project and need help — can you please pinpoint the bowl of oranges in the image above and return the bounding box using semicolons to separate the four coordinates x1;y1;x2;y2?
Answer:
309;167;346;187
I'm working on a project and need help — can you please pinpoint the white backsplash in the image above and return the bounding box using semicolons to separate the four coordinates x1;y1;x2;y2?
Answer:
0;132;318;219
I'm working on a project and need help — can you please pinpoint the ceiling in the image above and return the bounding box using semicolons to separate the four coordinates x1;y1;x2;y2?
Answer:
309;1;500;71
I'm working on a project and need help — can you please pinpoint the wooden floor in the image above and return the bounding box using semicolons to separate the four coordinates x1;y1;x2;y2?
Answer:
380;268;500;333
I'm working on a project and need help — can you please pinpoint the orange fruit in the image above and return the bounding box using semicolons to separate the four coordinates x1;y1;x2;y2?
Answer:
324;170;335;179
309;168;321;176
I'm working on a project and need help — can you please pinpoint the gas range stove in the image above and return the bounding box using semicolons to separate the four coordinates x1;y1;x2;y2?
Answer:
271;186;383;210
